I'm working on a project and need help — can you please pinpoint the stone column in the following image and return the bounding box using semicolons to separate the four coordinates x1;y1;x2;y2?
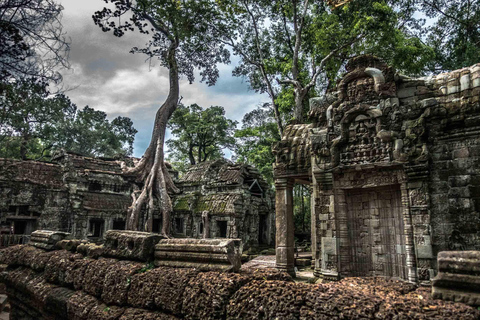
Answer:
310;182;317;270
202;211;210;239
275;178;295;277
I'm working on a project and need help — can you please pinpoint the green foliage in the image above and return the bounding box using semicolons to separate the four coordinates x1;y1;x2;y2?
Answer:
166;103;237;170
223;0;435;124
0;80;137;160
234;106;280;185
421;0;480;70
0;80;75;159
138;262;155;273
309;0;434;76
293;185;311;234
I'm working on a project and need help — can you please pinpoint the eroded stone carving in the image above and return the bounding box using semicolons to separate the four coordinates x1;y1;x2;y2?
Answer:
274;55;480;283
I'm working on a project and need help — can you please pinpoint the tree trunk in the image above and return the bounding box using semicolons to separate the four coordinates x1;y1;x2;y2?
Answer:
124;45;180;236
20;132;29;160
293;87;304;122
188;144;195;165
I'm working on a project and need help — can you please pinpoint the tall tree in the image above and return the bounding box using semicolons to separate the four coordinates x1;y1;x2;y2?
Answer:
0;80;75;159
93;0;230;234
420;0;480;71
0;80;137;159
58;106;137;158
0;0;70;83
222;0;434;125
167;103;237;169
234;106;280;185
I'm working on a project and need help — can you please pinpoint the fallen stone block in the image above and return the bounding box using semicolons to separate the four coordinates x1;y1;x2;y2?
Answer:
29;230;71;250
56;239;86;252
103;230;163;261
87;303;125;320
154;238;242;272
432;250;480;306
437;250;480;274
77;243;105;258
119;308;179;320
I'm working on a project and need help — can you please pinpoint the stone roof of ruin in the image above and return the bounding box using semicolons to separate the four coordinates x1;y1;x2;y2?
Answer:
174;193;242;215
272;123;313;177
179;159;269;190
60;153;124;174
281;123;313;143
82;192;131;212
0;158;64;188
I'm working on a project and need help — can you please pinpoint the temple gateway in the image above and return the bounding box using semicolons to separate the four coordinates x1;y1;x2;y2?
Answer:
273;55;480;282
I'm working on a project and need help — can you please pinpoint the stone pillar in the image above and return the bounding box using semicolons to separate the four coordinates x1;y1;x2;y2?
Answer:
401;182;418;283
310;182;317;270
202;211;210;239
275;178;295;277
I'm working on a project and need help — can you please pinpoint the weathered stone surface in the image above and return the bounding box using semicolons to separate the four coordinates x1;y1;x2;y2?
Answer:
275;54;480;283
43;249;82;286
432;251;480;306
227;280;320;319
128;266;198;314
67;290;99;320
77;242;105;258
82;257;118;298
101;260;143;305
64;256;96;290
437;250;480;274
155;238;242;272
87;303;125;320
2;244;479;320
44;286;76;319
182;271;251;320
103;230;163;261
119;308;179;320
56;239;86;252
30;230;71;250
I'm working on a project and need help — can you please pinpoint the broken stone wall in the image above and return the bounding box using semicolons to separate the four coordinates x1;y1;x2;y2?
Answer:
172;160;275;249
0;159;70;237
427;65;480;260
0;154;134;242
1;243;479;320
273;55;480;281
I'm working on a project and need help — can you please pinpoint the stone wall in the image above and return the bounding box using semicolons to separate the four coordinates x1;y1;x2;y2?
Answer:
1;243;479;320
0;155;274;248
0;240;290;320
273;55;480;281
0;153;134;242
0;159;70;234
172;160;275;249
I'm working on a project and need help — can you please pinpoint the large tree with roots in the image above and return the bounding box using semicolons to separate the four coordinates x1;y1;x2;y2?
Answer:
93;0;230;235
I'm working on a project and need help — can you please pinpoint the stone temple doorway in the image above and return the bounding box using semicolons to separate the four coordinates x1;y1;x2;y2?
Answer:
344;185;407;279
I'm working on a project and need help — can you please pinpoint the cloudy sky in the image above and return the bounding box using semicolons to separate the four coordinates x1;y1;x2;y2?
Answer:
58;0;266;158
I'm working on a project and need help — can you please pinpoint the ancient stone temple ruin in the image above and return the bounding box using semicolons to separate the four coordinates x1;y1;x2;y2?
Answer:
0;153;274;248
273;55;480;282
172;159;275;248
0;152;135;243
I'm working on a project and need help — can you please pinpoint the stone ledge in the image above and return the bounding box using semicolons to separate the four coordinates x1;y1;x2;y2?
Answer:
103;230;164;261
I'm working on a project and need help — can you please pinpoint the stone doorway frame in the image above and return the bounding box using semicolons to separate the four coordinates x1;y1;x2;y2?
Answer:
307;167;420;283
274;176;311;277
